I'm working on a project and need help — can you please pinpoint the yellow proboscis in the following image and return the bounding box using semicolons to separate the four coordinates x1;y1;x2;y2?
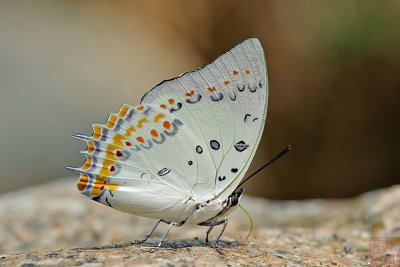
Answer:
239;204;253;249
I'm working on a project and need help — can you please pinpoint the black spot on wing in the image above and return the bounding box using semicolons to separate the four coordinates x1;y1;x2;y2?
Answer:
158;168;171;176
218;176;226;181
186;94;202;104
196;146;203;154
231;168;238;173
169;102;182;113
210;140;220;150
249;83;258;93
237;84;245;92
105;197;112;207
210;92;223;102
229;92;237;101
234;141;249;152
244;114;251;122
188;161;193;166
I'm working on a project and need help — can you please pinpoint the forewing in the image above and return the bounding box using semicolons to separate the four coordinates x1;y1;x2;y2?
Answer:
141;38;268;200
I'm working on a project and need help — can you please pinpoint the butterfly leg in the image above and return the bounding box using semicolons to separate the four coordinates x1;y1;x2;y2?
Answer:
132;219;162;245
150;221;184;253
205;226;214;244
199;218;228;254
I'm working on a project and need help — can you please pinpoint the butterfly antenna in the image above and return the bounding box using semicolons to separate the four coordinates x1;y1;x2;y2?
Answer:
239;204;253;249
236;145;291;190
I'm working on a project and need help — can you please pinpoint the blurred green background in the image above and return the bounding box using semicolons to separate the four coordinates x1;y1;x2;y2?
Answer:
0;0;399;199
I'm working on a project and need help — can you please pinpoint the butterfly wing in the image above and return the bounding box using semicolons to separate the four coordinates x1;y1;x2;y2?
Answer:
70;38;267;222
141;38;268;200
69;104;205;222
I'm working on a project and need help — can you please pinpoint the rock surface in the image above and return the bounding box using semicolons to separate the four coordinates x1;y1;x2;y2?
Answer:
0;178;399;266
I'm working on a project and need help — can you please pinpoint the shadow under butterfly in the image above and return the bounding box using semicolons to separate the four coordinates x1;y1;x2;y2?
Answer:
67;38;290;254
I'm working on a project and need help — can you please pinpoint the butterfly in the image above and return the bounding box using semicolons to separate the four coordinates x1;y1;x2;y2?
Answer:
68;38;269;254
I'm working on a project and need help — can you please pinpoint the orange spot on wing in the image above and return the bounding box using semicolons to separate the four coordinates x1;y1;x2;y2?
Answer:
105;144;118;160
92;125;102;140
160;104;167;109
233;70;239;76
91;184;102;195
154;113;165;123
185;90;195;96
87;141;94;153
96;175;107;184
82;157;92;170
245;70;250;75
99;159;113;176
137;118;148;128
118;106;129;117
137;106;144;110
104;182;119;191
150;130;158;137
163;121;171;130
91;185;101;195
136;137;145;143
91;175;110;195
123;126;135;137
208;87;216;92
106;114;118;128
91;175;119;193
112;134;124;147
168;99;175;104
79;174;88;183
224;81;230;85
77;174;88;191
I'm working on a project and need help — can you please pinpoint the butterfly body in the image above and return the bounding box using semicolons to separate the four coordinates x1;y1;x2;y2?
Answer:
69;38;268;252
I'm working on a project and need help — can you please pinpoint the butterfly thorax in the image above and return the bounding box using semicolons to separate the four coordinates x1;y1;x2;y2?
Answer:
185;189;244;225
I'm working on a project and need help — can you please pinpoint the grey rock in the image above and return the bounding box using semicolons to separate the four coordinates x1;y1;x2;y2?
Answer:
0;178;399;266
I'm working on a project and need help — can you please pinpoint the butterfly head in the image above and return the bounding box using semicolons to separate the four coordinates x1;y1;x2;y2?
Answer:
228;188;245;207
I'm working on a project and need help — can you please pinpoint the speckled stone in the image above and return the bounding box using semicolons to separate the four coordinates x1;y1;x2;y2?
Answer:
0;178;399;266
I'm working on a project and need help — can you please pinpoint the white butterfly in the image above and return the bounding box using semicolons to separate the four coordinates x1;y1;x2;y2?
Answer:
68;38;268;253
